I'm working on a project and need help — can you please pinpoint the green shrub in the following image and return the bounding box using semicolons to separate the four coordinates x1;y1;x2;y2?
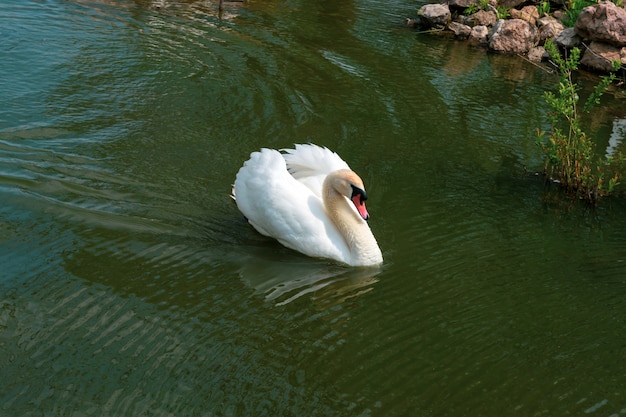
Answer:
463;3;479;15
463;0;491;15
537;1;550;16
562;0;595;27
496;6;510;19
536;41;622;204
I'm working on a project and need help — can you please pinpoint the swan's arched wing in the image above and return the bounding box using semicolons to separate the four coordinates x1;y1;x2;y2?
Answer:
282;144;350;197
234;148;350;263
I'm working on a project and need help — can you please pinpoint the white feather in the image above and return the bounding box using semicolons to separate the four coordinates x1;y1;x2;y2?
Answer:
233;144;382;266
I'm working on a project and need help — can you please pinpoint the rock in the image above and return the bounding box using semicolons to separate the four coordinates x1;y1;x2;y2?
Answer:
552;9;567;23
575;1;626;46
405;18;420;28
419;4;452;29
489;19;539;53
454;14;473;26
510;5;540;25
468;25;490;46
528;45;548;62
471;10;498;27
448;21;472;39
498;0;526;10
554;27;582;48
447;0;479;9
580;41;624;72
410;0;626;74
537;16;565;43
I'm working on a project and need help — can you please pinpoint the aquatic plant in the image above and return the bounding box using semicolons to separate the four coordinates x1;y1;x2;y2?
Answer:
536;40;622;204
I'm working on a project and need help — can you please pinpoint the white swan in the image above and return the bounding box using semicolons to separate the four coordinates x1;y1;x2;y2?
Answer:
233;144;383;267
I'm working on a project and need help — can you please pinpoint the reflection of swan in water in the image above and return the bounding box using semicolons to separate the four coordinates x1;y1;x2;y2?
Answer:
606;118;626;159
238;255;381;306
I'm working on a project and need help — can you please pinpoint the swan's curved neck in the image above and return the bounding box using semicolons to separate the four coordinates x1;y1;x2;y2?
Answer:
323;173;383;266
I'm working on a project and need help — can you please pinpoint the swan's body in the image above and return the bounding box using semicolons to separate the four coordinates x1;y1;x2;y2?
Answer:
233;144;383;267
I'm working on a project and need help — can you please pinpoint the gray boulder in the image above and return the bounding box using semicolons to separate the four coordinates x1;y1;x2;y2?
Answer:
554;27;582;49
419;4;452;29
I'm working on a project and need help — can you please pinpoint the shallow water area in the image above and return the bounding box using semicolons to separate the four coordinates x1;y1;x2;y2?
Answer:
2;0;626;416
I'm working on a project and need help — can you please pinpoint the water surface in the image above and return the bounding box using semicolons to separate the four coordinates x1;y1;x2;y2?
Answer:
2;1;626;416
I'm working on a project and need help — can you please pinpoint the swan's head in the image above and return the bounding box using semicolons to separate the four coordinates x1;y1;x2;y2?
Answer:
328;169;370;221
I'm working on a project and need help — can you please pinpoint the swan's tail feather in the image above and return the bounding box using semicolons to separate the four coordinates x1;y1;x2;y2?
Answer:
282;144;350;180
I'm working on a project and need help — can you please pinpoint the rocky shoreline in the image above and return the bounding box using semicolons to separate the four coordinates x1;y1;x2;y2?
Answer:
407;0;626;75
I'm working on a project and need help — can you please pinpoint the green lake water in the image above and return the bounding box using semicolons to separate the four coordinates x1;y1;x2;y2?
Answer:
2;1;626;416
